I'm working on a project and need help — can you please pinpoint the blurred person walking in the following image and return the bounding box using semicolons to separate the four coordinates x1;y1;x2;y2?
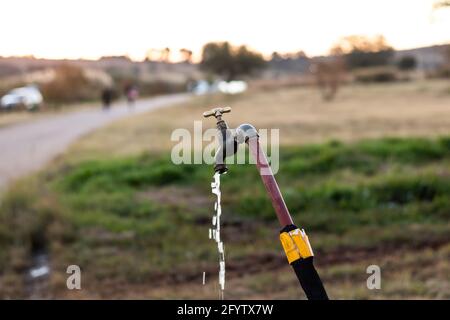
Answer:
101;88;113;110
124;84;139;108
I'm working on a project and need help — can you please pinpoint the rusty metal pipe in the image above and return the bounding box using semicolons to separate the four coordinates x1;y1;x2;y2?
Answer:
247;136;293;227
236;125;293;227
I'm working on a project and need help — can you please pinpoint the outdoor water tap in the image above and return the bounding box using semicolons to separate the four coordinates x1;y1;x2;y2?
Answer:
203;107;238;174
203;106;328;300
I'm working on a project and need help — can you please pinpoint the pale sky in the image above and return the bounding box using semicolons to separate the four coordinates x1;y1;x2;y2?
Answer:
0;0;449;61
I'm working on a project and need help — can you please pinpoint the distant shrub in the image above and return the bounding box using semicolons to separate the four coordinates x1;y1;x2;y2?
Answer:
427;67;450;79
331;35;395;69
397;56;417;71
58;156;193;194
41;64;101;105
354;67;398;83
138;80;187;96
111;72;187;97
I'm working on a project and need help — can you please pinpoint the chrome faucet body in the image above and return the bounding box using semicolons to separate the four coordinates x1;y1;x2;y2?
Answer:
203;107;238;174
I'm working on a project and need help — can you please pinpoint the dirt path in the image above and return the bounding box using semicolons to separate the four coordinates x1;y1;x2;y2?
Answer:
0;94;190;190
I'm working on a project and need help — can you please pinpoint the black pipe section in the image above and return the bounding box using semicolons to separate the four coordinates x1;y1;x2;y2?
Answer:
280;224;328;300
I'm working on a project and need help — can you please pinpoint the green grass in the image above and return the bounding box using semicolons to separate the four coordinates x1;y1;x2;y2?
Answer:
24;136;450;242
46;138;450;243
1;136;449;297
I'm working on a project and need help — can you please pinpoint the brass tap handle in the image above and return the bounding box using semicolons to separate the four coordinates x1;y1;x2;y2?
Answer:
203;107;231;119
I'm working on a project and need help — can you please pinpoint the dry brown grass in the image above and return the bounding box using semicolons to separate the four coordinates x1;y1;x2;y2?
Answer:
51;243;450;299
65;79;450;163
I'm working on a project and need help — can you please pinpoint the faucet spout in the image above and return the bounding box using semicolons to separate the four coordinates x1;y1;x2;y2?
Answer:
203;107;238;174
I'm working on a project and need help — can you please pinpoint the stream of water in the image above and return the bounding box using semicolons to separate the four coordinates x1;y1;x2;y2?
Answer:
210;172;225;299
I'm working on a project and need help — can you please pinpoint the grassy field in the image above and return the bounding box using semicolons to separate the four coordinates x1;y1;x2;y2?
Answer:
0;80;449;299
64;79;450;160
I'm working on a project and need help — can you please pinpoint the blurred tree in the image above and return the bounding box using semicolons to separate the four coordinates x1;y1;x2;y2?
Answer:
234;45;266;77
294;50;308;59
200;42;233;80
161;48;171;62
332;35;394;69
180;48;193;63
313;57;345;101
200;42;266;81
397;56;417;71
271;51;282;61
145;49;159;62
270;51;307;62
311;44;347;101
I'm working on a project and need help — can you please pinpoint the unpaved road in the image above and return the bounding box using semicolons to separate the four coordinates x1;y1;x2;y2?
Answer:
0;94;190;190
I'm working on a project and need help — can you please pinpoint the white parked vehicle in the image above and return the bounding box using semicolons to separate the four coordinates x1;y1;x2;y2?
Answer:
217;80;247;95
191;80;248;95
0;85;43;111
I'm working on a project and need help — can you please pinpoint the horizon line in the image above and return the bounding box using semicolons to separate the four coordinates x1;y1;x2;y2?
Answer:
1;41;449;64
